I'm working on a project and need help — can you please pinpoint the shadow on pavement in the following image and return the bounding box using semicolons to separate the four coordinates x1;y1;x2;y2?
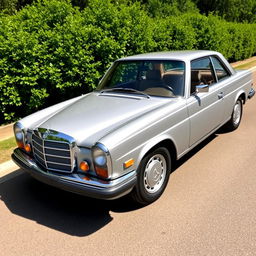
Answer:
0;133;217;237
0;171;141;237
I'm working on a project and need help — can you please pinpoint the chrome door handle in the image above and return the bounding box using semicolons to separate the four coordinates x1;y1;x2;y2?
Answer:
218;92;224;99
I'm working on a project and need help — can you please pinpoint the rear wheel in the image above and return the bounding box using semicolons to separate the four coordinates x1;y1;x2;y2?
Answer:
131;147;171;205
225;98;243;131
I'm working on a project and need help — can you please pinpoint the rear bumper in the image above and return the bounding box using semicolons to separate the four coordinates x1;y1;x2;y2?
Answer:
12;148;136;200
248;88;255;99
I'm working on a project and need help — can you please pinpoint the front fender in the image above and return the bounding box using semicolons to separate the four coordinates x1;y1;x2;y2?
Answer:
137;135;178;166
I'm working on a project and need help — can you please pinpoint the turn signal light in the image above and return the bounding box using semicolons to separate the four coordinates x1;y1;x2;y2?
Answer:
24;143;31;153
95;166;108;179
80;161;89;172
17;141;24;149
124;158;134;169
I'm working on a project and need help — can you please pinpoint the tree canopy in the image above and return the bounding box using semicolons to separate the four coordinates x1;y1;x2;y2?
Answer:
1;0;256;23
0;0;255;123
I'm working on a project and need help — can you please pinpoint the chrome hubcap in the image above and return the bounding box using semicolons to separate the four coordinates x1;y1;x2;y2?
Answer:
233;101;241;125
144;154;167;193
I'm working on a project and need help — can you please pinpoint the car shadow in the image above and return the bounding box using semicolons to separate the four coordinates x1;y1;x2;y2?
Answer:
0;171;141;237
0;133;217;237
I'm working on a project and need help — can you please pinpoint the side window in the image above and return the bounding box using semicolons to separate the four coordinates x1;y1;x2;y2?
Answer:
190;57;215;94
211;56;230;81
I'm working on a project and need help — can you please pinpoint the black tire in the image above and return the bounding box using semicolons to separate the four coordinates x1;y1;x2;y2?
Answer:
224;98;243;131
131;147;171;205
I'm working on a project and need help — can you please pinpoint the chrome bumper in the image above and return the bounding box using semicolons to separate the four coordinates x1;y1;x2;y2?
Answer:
248;88;255;99
12;148;136;200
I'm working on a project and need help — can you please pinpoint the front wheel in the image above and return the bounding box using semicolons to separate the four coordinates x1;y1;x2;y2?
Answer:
131;147;171;205
224;98;243;131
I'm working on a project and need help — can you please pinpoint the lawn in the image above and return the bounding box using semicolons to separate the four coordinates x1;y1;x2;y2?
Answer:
232;60;256;70
0;137;16;163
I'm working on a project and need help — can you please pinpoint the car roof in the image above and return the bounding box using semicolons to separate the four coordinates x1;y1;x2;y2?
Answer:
118;50;219;62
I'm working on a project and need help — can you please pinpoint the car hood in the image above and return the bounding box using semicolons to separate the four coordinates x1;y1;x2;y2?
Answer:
37;92;170;147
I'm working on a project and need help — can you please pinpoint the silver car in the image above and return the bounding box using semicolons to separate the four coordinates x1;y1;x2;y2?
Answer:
12;50;254;204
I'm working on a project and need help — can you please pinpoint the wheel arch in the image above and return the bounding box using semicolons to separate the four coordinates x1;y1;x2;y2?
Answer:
137;137;178;170
235;90;246;104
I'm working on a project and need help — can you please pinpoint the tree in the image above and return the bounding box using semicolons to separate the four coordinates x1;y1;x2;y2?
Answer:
0;0;18;14
195;0;256;23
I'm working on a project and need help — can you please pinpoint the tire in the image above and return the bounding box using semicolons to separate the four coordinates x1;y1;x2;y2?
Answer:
131;147;171;205
224;98;243;131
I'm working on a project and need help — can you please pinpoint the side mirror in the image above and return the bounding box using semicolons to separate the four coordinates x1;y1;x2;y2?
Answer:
196;84;209;93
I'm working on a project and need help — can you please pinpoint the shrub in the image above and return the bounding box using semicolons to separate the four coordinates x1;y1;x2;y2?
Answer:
0;0;256;123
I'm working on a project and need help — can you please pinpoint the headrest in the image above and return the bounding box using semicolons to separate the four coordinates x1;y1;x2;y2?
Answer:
191;70;201;81
146;70;162;80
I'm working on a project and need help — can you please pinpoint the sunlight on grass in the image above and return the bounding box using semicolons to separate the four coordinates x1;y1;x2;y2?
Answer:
0;137;16;163
233;60;256;70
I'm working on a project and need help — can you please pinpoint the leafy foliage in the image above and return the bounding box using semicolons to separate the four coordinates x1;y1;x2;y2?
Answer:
0;0;256;123
0;0;18;14
195;0;256;23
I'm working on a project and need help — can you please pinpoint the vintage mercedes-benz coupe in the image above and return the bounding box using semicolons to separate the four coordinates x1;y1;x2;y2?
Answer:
12;50;255;204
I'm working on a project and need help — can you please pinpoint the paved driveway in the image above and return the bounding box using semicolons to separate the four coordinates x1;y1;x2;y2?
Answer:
0;71;255;256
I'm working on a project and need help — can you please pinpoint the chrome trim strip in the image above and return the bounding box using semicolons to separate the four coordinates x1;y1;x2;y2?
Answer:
13;148;136;189
45;167;75;174
32;139;43;148
248;87;255;99
32;128;75;173
44;139;71;144
44;146;70;151
42;137;48;168
33;146;43;155
34;152;45;163
46;161;71;167
44;153;70;159
37;128;75;143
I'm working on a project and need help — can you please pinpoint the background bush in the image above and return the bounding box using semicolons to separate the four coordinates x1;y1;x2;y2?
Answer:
0;0;256;123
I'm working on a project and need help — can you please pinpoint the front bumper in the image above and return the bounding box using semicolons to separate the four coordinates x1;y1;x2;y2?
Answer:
12;148;136;200
248;88;255;99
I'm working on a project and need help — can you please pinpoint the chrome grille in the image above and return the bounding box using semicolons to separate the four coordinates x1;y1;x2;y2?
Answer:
32;132;73;173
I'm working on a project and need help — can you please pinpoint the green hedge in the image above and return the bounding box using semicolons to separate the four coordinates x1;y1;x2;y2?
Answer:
0;0;256;123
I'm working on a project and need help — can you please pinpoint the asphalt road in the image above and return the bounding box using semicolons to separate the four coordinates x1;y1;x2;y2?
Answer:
0;72;256;256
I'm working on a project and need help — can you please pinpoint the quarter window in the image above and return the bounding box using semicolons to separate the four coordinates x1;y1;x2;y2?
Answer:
211;56;230;81
190;57;215;94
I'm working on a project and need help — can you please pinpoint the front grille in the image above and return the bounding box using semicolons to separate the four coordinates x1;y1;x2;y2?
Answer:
32;132;73;173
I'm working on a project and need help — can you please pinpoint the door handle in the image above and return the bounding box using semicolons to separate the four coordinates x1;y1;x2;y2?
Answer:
218;92;224;99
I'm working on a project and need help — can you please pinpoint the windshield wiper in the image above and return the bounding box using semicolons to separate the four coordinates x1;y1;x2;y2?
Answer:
100;88;150;99
100;88;150;98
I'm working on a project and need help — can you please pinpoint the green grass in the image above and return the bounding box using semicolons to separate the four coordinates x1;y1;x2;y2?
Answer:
233;60;256;70
0;137;16;163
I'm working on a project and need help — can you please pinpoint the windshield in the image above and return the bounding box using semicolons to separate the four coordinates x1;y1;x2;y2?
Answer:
97;60;185;97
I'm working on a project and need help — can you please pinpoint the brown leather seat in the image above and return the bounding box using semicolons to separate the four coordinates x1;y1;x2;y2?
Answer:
200;71;214;85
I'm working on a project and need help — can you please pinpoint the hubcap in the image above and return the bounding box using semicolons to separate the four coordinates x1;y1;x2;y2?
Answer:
144;154;167;193
233;101;241;125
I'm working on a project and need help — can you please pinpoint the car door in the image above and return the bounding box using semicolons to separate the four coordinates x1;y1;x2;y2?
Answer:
187;56;225;147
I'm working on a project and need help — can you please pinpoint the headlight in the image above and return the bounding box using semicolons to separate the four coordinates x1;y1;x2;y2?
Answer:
92;143;112;179
93;148;107;166
13;122;25;149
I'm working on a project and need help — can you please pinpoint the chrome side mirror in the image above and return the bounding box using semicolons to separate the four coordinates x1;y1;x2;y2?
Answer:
196;84;209;93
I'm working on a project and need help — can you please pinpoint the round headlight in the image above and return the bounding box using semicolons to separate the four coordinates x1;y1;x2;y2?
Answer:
14;128;23;141
92;143;112;179
92;147;107;166
14;122;25;148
